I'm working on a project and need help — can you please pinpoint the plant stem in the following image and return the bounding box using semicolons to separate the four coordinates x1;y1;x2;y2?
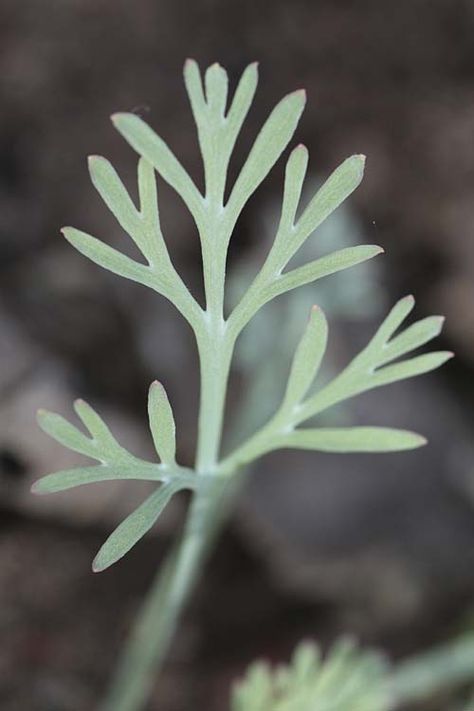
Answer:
99;479;223;711
101;231;235;710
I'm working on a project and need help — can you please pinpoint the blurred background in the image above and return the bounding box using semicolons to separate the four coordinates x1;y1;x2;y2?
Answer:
2;1;474;709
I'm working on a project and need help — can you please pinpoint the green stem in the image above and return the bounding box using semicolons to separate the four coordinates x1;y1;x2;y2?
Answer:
101;247;235;711
99;480;222;711
195;327;233;471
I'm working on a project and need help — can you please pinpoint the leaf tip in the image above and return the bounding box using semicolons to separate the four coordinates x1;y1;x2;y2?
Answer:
295;142;308;156
294;88;307;104
433;315;446;335
91;557;104;573
60;226;77;243
92;548;112;573
36;408;50;426
352;153;366;179
111;112;131;129
30;480;43;495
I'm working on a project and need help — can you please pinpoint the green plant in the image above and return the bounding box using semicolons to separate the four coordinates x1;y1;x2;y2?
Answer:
232;633;474;711
32;60;451;711
232;639;390;711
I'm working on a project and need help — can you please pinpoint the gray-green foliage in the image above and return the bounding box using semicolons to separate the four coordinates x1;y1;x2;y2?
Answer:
232;633;474;711
232;639;391;711
33;60;450;572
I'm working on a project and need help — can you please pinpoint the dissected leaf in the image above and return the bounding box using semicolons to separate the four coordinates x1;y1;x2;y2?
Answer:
92;484;179;572
148;381;177;466
37;61;453;581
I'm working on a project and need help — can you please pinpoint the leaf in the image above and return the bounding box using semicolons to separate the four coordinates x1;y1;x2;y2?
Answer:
88;155;140;239
31;463;163;495
148;381;176;466
295;155;366;247
282;306;328;408
92;484;178;571
372;351;453;388
273;245;383;299
280;427;427;452
228;246;382;340
112;113;203;222
227;89;306;219
62;227;151;285
37;409;96;459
